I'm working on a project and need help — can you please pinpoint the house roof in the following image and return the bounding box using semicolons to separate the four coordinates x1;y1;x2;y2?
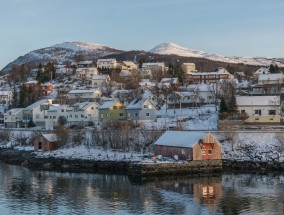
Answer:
25;99;51;110
99;100;122;109
122;61;137;67
154;131;207;148
142;62;165;67
70;102;99;111
236;96;279;106
161;78;179;84
47;105;65;112
0;91;12;96
68;89;100;94
97;58;116;63
119;70;132;76
111;90;132;95
42;133;57;142
126;97;155;110
4;108;24;116
258;73;283;81
92;74;109;80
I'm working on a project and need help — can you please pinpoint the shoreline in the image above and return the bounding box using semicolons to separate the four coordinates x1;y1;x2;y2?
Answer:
1;148;284;176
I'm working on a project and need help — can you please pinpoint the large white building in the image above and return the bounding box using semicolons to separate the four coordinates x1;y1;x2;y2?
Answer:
97;59;117;69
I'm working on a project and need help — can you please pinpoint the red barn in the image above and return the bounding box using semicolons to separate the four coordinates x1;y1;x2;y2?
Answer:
154;131;221;160
34;133;58;151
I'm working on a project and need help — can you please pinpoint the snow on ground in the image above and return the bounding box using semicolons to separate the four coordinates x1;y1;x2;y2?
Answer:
146;105;218;130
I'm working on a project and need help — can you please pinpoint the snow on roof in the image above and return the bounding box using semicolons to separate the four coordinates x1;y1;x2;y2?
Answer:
99;100;121;109
68;89;99;94
111;90;131;95
97;58;116;63
77;60;93;65
236;96;279;106
160;78;178;84
25;99;51;110
92;74;109;80
175;91;194;97
192;71;230;76
76;67;98;72
42;133;57;142
142;62;165;67
71;102;99;110
185;83;211;92
126;97;148;109
255;67;269;74
25;80;39;84
119;70;132;76
4;108;24;116
258;73;283;81
122;61;137;67
0;91;12;96
47;105;65;112
154;131;207;148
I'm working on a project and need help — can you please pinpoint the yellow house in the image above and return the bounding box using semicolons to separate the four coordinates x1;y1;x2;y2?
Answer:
120;61;138;70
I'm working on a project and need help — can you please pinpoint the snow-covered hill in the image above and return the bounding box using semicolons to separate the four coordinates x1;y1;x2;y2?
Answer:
149;42;284;67
2;41;123;71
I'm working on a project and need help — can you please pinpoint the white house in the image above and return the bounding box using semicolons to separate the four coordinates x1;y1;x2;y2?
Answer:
97;59;117;69
254;67;270;77
0;91;12;115
91;75;111;87
23;99;53;128
142;62;166;74
4;108;25;128
181;63;196;74
236;96;280;124
45;105;68;130
76;67;98;79
67;89;102;101
66;102;100;127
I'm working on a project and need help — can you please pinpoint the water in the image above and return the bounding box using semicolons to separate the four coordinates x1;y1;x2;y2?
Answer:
0;163;284;215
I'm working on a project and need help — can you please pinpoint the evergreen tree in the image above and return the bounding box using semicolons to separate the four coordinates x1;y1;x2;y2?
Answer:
11;85;18;108
18;85;29;107
219;97;228;113
227;95;238;113
269;64;280;73
36;63;43;83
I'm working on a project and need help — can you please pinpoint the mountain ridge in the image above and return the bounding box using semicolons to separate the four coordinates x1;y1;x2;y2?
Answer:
2;41;284;72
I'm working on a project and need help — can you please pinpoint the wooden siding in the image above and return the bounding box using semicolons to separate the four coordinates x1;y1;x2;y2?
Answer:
155;145;193;160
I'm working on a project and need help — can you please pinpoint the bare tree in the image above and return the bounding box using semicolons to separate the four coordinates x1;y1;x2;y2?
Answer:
54;125;70;147
236;141;258;161
218;120;237;151
207;83;219;111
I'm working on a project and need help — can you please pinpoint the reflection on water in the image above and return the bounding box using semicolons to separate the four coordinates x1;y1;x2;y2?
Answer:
0;163;284;215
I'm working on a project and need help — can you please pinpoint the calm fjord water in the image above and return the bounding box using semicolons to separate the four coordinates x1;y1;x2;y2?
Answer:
0;163;283;215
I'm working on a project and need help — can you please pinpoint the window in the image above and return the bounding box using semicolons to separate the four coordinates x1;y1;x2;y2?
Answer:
181;149;186;155
135;113;138;117
202;150;207;155
75;115;78;118
44;116;48;119
269;110;276;115
119;113;123;116
61;110;64;112
255;110;261;115
241;110;245;114
208;150;212;155
144;105;147;108
101;113;104;119
146;113;150;117
113;106;117;110
53;116;56;119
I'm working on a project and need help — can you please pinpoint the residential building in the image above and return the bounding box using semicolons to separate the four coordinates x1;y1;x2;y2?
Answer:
66;102;100;127
97;59;117;69
126;97;156;123
154;131;222;160
120;61;138;70
159;78;180;88
67;89;102;101
142;62;166;75
76;67;98;79
181;63;196;74
91;75;111;87
236;96;280;124
185;69;233;84
4;108;25;128
99;100;126;122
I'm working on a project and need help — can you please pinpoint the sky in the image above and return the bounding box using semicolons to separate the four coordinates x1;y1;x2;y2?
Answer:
0;0;284;69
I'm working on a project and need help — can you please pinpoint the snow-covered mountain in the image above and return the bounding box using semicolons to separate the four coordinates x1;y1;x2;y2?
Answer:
2;41;123;71
149;42;284;67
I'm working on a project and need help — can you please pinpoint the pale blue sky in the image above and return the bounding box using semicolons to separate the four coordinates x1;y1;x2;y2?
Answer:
0;0;283;69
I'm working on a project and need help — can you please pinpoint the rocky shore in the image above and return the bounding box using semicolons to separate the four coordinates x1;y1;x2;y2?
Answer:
0;149;284;176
